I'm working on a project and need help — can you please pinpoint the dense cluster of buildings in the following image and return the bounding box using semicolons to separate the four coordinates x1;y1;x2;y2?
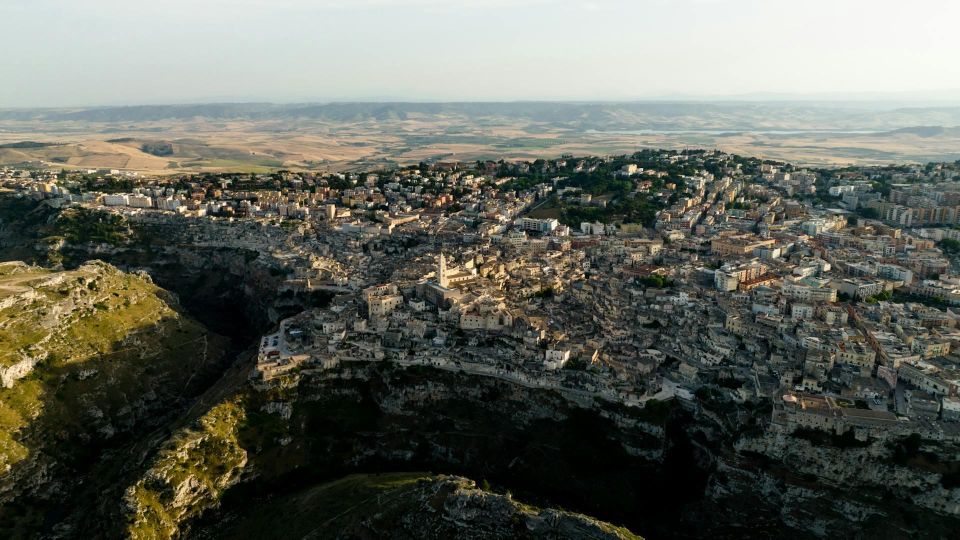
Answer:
7;155;960;443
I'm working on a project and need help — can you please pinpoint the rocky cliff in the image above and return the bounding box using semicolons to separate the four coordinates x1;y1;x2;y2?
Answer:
0;260;231;536
112;363;673;538
0;199;296;341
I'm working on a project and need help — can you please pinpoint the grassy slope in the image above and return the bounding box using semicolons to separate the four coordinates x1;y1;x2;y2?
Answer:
126;400;248;539
0;261;231;535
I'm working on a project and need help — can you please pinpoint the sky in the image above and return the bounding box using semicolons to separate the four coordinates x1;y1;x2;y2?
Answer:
2;0;960;108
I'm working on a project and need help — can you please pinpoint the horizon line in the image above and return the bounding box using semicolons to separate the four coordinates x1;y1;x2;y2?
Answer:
5;94;960;111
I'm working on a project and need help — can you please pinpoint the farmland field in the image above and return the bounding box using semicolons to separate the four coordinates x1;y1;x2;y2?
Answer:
2;102;959;173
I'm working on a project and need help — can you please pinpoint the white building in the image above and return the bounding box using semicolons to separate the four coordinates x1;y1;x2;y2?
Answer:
544;349;571;370
103;194;129;206
782;280;838;302
791;304;815;321
128;195;153;208
157;197;181;212
364;283;403;318
521;217;559;234
829;185;856;196
580;222;606;235
877;263;913;284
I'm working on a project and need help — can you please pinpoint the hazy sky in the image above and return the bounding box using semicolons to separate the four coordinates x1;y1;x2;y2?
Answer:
2;0;959;107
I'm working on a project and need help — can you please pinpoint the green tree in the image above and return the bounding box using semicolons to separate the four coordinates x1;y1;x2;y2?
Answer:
938;238;960;254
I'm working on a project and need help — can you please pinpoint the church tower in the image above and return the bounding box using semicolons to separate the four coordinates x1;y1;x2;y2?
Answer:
438;253;450;288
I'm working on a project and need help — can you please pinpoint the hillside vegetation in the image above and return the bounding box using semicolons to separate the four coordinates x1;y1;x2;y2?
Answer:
0;261;230;536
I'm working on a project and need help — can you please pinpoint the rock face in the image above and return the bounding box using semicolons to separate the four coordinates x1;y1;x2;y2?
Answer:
0;260;231;536
110;363;672;539
0;198;294;343
112;361;960;540
126;401;249;539
696;429;960;538
114;360;653;539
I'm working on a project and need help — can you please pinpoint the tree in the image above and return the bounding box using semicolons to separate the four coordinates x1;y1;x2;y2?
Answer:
140;142;174;156
938;238;960;254
639;275;673;288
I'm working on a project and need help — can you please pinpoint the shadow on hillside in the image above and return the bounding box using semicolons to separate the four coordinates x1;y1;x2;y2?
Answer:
57;248;266;341
0;197;61;265
0;311;233;538
188;365;714;540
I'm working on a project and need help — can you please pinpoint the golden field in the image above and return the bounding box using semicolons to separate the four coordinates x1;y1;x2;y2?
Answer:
2;103;959;172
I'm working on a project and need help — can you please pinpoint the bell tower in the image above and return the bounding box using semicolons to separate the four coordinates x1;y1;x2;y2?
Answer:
438;253;450;288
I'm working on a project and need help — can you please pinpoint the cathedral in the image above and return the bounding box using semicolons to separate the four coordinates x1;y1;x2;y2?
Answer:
417;253;474;307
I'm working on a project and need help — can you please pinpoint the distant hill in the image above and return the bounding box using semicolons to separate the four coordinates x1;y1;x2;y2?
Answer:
10;103;279;123
881;125;960;137
3;101;960;132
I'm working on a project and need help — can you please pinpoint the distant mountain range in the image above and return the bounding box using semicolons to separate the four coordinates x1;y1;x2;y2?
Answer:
2;101;960;133
881;125;960;137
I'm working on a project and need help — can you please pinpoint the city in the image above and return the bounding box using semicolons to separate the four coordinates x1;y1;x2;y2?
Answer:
6;147;960;537
7;151;960;463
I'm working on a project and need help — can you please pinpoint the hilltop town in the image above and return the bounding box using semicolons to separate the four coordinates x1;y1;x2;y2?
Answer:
8;152;960;441
6;150;960;534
